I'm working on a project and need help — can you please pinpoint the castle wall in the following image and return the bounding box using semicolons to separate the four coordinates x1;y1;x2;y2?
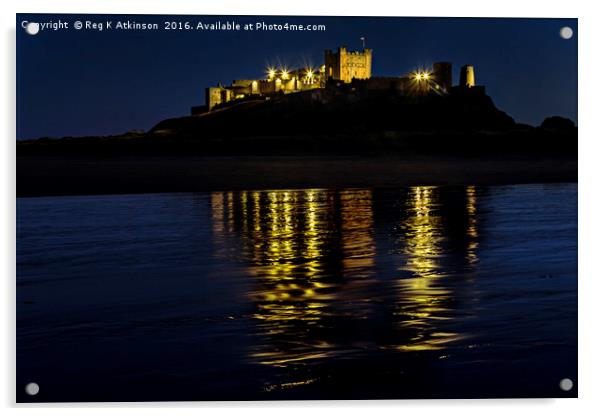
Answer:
231;79;254;87
206;87;234;110
355;77;409;95
324;49;341;80
206;87;222;111
282;77;301;93
257;79;275;94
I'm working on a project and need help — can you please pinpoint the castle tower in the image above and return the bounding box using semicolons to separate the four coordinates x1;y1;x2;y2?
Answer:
206;86;233;111
324;47;372;83
433;62;452;92
459;65;476;88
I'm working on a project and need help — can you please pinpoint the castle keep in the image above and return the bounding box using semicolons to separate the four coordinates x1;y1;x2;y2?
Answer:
193;45;482;114
324;47;372;83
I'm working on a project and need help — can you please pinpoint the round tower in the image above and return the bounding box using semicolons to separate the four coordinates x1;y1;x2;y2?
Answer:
459;65;475;88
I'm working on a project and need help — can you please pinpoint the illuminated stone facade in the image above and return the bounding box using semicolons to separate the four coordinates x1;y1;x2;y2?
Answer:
205;66;326;111
324;47;372;83
459;65;476;88
196;45;480;114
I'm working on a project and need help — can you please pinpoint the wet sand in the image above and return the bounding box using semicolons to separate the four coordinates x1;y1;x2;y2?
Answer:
17;185;577;400
17;155;577;197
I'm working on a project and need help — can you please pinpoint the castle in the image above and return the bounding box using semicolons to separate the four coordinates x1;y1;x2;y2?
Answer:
192;46;481;114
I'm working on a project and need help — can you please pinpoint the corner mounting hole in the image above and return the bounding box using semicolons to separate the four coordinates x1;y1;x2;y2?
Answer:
25;22;40;36
25;382;39;396
559;26;573;40
559;378;573;391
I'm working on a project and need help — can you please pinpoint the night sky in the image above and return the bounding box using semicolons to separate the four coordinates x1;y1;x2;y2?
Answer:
16;14;577;140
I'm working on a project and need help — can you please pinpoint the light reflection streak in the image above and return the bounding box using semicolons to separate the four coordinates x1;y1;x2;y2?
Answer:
394;186;479;351
210;189;378;369
209;186;480;386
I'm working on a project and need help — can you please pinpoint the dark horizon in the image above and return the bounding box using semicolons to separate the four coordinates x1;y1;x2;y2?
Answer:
16;14;577;140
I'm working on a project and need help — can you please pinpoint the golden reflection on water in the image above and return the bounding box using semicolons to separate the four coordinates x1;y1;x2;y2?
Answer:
466;185;479;265
401;186;445;278
395;186;479;351
340;190;376;275
210;186;480;372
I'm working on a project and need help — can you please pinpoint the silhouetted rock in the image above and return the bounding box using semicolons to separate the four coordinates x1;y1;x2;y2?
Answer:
16;90;576;159
151;88;516;139
540;116;575;130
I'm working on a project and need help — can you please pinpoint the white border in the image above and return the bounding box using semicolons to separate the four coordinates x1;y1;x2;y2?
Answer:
3;1;601;414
